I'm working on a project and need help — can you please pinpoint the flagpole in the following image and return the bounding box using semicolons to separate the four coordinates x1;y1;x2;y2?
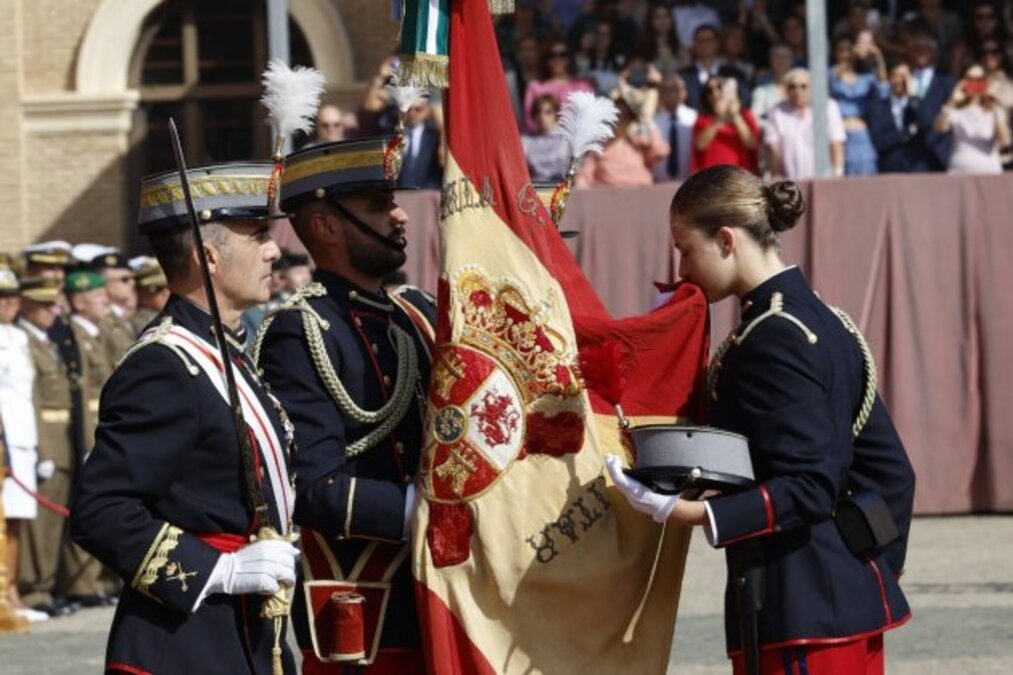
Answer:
807;0;831;178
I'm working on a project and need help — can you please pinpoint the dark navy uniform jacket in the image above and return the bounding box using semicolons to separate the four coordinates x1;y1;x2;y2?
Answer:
704;267;916;654
257;271;435;652
71;295;294;674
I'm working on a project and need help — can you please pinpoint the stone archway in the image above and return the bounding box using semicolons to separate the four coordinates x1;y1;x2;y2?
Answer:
75;0;354;95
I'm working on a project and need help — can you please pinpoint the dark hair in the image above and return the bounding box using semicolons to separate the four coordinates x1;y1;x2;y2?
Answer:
540;38;577;80
529;93;560;119
636;2;680;63
148;222;228;282
965;1;1007;46
698;76;741;117
669;165;805;250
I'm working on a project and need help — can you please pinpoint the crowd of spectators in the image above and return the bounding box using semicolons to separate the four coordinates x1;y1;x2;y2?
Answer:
305;1;1013;189
492;0;1013;183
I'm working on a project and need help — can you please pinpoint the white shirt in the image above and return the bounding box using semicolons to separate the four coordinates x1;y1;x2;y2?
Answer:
912;67;935;99
890;95;911;132
652;104;698;181
407;124;425;161
765;99;847;179
0;322;38;448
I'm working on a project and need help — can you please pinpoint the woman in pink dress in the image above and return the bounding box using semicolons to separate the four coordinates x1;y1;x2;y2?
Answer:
522;39;594;133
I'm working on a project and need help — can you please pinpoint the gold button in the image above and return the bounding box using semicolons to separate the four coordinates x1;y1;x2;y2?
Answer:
394;441;405;453
383;375;391;386
326;477;335;486
354;317;363;327
773;525;782;533
371;343;379;354
349;290;358;300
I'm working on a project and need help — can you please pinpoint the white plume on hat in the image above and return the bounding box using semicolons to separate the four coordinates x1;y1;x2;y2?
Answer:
260;59;326;139
71;243;118;264
555;92;620;167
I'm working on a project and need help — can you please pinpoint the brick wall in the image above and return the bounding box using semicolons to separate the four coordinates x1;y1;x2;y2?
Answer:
21;0;102;94
23;131;129;248
334;0;400;81
0;0;26;255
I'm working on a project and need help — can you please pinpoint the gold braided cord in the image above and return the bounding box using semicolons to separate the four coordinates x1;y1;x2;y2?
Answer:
831;307;878;439
251;283;422;458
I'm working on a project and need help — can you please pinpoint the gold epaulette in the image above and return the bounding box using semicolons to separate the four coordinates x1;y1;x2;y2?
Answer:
706;291;817;402
115;316;199;377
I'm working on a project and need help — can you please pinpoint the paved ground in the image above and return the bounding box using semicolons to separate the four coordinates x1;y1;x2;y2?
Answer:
2;516;1011;673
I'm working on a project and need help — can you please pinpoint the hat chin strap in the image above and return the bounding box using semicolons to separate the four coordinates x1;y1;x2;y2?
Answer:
330;200;406;252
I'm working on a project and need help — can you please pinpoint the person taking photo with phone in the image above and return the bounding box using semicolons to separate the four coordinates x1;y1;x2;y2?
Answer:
691;75;760;174
935;64;1011;174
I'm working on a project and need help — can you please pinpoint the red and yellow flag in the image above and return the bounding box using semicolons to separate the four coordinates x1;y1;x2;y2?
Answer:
412;2;710;672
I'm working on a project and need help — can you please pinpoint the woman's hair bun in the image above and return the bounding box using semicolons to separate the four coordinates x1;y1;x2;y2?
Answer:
764;181;806;232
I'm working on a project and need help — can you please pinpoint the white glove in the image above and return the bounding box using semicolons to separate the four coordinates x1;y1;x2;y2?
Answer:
36;459;56;481
205;539;299;597
605;454;680;523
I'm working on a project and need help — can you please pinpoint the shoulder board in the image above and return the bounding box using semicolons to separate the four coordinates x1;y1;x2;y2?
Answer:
115;317;199;376
735;291;817;347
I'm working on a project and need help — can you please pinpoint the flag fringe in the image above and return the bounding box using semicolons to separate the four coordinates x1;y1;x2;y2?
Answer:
399;53;450;89
488;0;514;14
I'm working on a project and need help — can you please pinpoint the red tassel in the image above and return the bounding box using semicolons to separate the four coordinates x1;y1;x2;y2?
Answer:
427;502;473;568
525;410;584;457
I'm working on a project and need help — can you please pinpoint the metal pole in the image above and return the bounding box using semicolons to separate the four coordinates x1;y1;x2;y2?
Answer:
806;0;831;178
266;0;292;154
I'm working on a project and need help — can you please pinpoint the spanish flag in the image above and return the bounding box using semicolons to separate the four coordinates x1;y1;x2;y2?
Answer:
412;2;710;672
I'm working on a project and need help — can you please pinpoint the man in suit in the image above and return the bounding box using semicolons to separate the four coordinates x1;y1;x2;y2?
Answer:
868;63;923;172
679;24;751;110
397;98;443;190
652;73;698;182
70;161;298;674
254;136;436;674
904;28;955;171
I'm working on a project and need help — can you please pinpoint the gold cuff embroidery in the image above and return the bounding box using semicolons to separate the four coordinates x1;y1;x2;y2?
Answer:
132;523;183;598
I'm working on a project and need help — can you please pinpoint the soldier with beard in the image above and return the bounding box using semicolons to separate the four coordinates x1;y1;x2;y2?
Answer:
252;137;435;675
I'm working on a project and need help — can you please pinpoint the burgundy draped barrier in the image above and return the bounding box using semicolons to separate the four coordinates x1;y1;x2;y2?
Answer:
394;174;1013;515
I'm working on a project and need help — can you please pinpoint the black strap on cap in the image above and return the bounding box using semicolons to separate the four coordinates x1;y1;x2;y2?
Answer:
330;199;406;252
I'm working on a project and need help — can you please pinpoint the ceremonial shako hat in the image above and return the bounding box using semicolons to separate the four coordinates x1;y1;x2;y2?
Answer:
19;275;62;303
625;425;754;495
0;269;19;296
22;240;72;267
280;137;400;213
130;256;168;289
65;270;106;295
138;161;287;234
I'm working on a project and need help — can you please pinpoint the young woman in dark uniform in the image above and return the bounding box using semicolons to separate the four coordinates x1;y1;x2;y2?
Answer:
608;165;915;674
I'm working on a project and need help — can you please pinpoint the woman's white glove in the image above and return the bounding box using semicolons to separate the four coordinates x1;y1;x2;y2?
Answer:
605;454;680;523
206;539;299;596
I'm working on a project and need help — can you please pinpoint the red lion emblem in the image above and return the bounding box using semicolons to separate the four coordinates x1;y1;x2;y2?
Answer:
469;390;520;448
